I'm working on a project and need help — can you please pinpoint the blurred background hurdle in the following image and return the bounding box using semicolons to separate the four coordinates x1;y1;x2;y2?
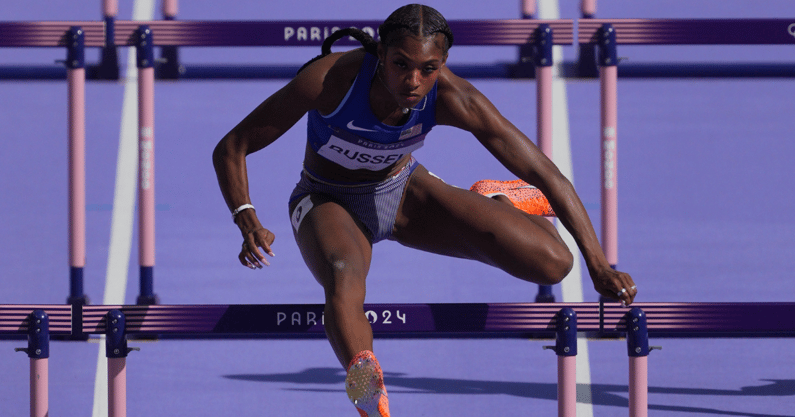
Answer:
578;18;795;291
579;18;795;78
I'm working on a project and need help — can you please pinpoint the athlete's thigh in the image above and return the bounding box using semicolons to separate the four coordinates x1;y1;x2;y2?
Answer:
393;166;570;280
289;194;373;293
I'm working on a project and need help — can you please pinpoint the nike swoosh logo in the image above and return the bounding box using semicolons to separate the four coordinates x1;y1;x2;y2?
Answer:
347;121;378;132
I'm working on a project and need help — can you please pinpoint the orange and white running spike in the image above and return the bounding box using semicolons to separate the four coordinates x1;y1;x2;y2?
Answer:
470;179;555;217
346;351;390;417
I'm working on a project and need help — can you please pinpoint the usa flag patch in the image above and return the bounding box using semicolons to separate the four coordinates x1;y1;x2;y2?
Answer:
399;124;423;140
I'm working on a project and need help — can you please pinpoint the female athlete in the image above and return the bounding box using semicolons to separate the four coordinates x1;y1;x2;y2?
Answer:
213;4;637;415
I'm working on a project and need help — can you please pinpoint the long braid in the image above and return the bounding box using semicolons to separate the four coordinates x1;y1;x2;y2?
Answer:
296;28;378;74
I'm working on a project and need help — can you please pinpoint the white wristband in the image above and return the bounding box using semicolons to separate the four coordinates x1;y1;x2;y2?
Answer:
231;204;255;221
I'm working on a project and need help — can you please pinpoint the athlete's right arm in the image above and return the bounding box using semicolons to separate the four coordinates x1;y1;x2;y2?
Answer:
212;51;360;269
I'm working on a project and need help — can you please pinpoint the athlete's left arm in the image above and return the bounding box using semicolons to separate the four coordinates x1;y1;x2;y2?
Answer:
436;69;637;304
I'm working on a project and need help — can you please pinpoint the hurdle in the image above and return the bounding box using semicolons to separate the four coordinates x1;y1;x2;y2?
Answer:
0;22;105;335
2;302;655;417
0;21;160;309
149;0;598;78
142;0;574;80
0;0;568;80
7;302;795;416
69;300;795;417
578;19;795;284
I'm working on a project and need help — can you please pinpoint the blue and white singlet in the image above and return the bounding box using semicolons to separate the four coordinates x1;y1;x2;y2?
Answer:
306;53;437;171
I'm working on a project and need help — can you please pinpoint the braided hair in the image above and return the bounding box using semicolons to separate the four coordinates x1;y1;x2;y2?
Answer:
378;4;454;52
297;4;454;75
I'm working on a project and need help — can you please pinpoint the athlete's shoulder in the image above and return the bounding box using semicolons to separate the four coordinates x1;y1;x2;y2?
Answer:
435;66;490;127
437;66;478;98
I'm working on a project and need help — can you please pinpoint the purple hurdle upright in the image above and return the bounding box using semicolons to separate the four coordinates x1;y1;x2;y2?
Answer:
135;26;159;306
14;310;50;417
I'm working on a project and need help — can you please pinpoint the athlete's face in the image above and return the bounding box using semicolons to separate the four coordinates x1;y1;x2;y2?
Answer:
378;33;447;109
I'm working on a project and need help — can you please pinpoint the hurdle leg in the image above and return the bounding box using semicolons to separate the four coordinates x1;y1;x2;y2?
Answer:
136;26;159;306
29;358;49;417
626;307;649;417
108;357;127;417
629;356;648;416
533;24;557;303
66;28;90;340
558;355;577;417
544;307;577;417
598;24;619;303
14;310;50;417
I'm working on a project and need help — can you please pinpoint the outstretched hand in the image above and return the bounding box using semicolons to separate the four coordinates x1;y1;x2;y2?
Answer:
590;266;637;305
239;227;276;269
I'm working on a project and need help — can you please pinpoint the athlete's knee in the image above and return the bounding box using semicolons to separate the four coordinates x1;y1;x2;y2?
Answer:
538;245;573;285
320;254;367;303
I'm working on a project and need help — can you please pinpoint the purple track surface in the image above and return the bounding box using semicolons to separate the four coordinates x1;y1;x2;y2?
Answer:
2;1;795;416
